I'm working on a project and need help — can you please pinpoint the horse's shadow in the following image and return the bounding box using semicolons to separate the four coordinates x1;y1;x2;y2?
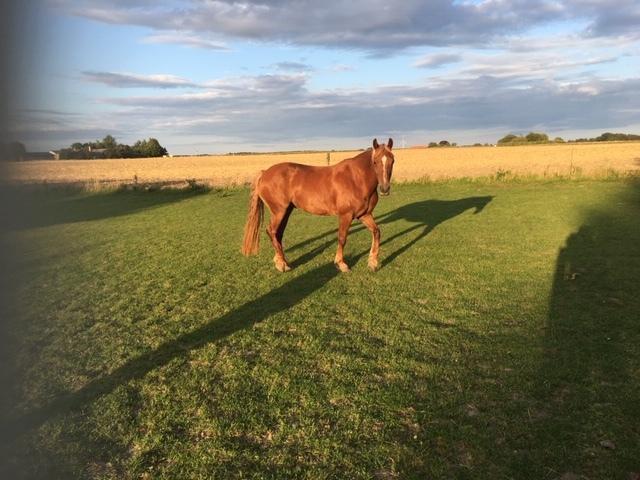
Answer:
289;196;494;267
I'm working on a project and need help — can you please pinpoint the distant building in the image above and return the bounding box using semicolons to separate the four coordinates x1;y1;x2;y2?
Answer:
88;146;107;155
23;151;57;161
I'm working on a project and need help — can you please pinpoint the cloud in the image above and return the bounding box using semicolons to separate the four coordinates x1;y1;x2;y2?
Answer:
81;71;200;89
413;53;462;69
27;70;630;152
9;108;127;147
457;53;619;81
49;0;640;53
580;0;640;38
141;31;229;50
272;61;313;72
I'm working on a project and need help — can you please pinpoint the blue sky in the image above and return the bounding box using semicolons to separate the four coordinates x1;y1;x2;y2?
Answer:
12;0;640;153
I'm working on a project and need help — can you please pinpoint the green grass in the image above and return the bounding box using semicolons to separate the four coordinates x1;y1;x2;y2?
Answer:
1;179;639;479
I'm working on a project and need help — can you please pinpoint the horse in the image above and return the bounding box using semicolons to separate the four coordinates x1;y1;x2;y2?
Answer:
242;138;395;272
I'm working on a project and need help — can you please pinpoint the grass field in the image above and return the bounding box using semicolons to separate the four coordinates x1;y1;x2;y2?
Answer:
1;178;639;478
4;142;640;187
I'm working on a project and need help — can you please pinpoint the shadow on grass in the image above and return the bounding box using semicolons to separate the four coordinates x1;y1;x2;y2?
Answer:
288;196;493;267
2;260;345;441
3;195;494;443
376;196;493;266
1;187;206;231
534;179;640;476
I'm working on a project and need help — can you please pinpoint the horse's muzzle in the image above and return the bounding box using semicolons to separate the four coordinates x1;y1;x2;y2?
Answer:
379;186;390;196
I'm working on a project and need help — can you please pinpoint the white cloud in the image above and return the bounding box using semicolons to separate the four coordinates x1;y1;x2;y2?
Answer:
50;0;640;53
413;53;462;69
272;61;313;72
141;31;229;50
81;71;201;89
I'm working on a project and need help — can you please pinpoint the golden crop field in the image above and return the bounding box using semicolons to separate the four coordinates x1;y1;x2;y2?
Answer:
4;142;640;187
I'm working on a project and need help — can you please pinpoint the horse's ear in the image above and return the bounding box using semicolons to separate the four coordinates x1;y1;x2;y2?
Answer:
373;138;379;150
387;138;393;150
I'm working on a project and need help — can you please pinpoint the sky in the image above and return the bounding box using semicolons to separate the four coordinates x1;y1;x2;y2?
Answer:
9;0;640;154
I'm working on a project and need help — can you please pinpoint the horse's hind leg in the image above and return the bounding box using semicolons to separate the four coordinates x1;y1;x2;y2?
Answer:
267;205;293;272
275;204;294;270
276;204;294;246
334;213;352;272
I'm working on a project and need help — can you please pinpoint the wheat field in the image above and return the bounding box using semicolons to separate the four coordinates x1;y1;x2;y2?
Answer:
4;142;640;187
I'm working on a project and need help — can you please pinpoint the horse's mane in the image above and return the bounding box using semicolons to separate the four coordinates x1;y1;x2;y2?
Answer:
353;148;373;160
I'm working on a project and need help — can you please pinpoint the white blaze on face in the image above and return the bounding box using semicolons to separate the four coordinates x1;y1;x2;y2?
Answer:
381;155;388;183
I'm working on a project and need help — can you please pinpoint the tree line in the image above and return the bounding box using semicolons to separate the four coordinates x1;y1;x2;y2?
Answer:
428;140;458;148
571;132;640;143
497;131;640;145
59;135;168;159
497;132;563;145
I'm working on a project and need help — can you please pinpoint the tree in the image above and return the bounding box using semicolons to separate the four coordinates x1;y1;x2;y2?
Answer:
115;144;137;158
595;132;640;142
439;140;450;147
498;132;553;145
525;132;549;143
145;138;168;157
58;136;168;159
101;135;117;157
133;138;168;157
101;135;116;148
497;134;521;145
554;137;565;143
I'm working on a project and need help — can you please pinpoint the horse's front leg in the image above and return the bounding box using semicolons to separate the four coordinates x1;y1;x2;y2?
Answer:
334;214;352;272
359;213;380;271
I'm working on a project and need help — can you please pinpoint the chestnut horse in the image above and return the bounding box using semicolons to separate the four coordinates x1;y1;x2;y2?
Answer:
242;138;395;272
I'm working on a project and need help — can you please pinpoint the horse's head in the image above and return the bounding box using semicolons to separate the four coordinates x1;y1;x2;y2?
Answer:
371;138;394;196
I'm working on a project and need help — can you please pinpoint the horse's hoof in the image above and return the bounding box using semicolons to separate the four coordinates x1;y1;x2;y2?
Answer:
367;258;379;271
335;262;350;273
274;260;291;272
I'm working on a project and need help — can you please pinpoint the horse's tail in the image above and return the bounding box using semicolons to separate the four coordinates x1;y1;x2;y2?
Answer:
241;172;264;256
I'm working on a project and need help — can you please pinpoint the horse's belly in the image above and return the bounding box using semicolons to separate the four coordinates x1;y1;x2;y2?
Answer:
293;191;367;217
292;196;334;216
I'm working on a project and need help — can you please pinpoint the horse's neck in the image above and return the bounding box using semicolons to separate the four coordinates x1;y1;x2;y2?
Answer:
351;150;378;190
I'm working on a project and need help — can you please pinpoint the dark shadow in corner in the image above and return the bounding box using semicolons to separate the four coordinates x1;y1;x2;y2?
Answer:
287;196;493;268
1;187;207;231
534;179;640;475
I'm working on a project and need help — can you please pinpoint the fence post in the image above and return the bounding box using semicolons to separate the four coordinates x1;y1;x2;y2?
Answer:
326;151;330;165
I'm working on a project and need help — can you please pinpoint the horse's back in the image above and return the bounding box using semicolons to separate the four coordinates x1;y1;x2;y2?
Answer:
257;157;373;216
260;162;332;190
262;161;327;178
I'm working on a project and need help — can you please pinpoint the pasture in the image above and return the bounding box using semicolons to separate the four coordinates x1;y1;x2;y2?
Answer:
4;142;640;187
1;177;639;478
